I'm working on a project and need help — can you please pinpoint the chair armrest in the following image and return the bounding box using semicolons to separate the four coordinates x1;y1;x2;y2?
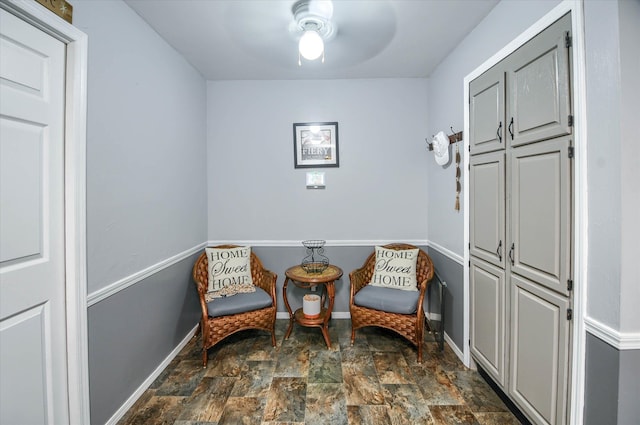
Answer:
415;278;429;316
254;268;278;303
349;267;369;301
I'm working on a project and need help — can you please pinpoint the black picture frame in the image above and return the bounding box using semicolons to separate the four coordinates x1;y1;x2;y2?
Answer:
293;122;339;168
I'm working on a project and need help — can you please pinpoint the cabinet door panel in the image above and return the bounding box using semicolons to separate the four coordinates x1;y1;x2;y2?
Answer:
470;63;505;155
509;138;571;295
507;13;571;147
470;258;506;387
470;152;505;268
509;275;570;425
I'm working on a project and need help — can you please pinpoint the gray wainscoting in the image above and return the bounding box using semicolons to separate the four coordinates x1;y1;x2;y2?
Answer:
252;245;422;316
584;332;620;424
425;247;464;353
618;345;640;424
88;253;201;425
584;332;640;425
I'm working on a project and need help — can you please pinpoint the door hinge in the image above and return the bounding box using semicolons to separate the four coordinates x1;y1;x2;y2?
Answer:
469;242;471;250
565;31;572;48
568;146;574;158
567;279;573;291
568;114;574;127
567;308;573;320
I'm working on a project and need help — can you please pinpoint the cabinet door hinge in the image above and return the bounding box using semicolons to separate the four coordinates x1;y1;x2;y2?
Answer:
567;279;573;291
568;114;574;127
568;146;574;158
567;308;573;320
469;242;471;250
565;31;572;48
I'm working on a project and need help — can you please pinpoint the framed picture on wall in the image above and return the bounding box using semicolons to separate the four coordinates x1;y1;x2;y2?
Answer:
293;122;339;168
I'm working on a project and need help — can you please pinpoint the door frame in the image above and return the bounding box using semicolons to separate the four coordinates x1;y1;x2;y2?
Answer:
0;1;89;423
463;1;587;424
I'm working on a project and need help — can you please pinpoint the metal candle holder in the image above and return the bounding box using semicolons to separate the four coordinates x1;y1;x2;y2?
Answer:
301;240;329;273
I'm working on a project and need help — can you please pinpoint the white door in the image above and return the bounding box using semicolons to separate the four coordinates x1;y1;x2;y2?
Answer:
0;8;69;424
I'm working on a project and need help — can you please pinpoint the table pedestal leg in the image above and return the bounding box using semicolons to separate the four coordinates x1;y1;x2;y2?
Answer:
283;277;294;339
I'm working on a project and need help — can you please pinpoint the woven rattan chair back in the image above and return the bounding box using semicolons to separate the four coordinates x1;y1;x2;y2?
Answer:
192;245;277;367
349;243;434;363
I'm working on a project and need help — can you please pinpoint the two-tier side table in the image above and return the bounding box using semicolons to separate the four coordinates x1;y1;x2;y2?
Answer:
283;264;343;348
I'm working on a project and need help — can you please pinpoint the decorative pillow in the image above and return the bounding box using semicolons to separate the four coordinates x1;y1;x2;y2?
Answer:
369;246;419;291
205;246;255;301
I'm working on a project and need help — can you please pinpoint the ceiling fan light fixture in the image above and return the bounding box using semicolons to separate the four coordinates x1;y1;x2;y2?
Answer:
291;0;335;64
299;28;324;60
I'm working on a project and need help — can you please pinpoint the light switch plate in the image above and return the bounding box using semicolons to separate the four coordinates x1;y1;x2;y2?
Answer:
306;171;326;189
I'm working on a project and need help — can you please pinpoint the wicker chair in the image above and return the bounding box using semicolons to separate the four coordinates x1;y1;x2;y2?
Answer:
349;243;434;363
192;245;277;367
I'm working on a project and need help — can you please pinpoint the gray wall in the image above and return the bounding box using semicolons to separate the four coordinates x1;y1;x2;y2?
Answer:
87;255;200;425
615;0;640;334
582;0;640;422
74;2;207;424
426;248;464;349
426;0;561;255
584;333;619;425
583;0;623;330
206;78;429;241
424;0;561;353
76;0;207;294
250;244;431;316
69;0;640;423
427;0;640;421
584;333;640;425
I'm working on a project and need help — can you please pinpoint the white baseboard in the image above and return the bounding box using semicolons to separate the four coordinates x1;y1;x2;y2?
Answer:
105;324;199;425
444;332;464;363
276;311;351;320
426;312;442;321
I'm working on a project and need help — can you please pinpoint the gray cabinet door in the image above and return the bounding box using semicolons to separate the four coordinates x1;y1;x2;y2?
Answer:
470;258;506;388
506;13;571;147
509;137;571;296
509;274;570;425
470;151;505;268
470;63;505;155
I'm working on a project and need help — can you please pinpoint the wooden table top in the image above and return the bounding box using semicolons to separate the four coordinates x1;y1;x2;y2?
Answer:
285;264;343;283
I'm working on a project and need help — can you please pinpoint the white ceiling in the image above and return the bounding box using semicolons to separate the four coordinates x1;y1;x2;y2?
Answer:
124;0;499;80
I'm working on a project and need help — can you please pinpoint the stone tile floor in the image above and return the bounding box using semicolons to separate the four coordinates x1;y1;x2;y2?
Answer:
118;319;522;424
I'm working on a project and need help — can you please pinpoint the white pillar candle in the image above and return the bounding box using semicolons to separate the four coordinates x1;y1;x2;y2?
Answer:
303;294;321;318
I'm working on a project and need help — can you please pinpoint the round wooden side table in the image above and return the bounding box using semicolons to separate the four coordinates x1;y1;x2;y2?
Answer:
283;264;343;348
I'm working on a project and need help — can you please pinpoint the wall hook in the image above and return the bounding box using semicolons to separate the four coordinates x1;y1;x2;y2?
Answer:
426;128;463;151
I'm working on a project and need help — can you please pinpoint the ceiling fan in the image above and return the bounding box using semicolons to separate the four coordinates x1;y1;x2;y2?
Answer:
224;0;396;71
